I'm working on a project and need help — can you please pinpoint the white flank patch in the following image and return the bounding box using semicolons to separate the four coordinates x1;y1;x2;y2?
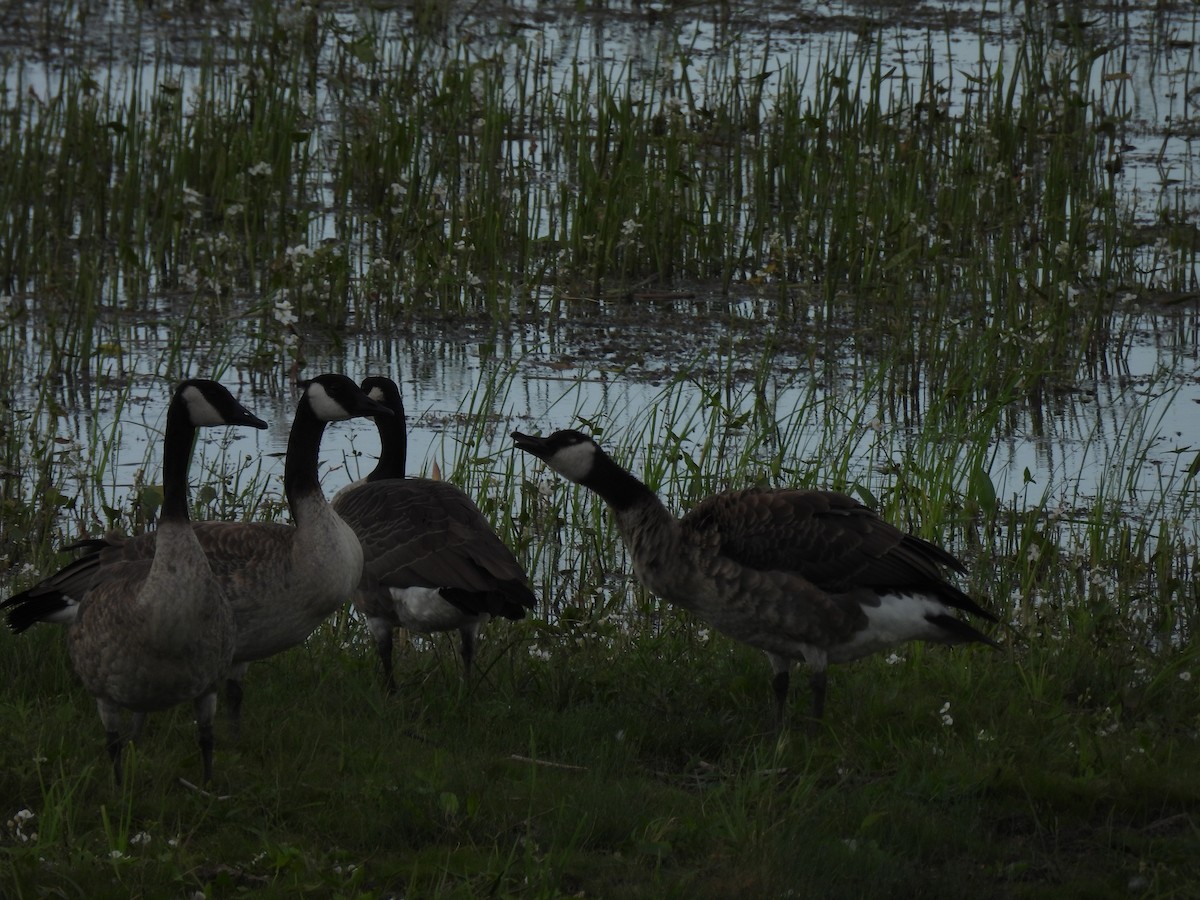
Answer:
305;381;352;421
180;384;227;426
828;592;949;663
44;603;80;625
548;439;597;483
388;586;474;632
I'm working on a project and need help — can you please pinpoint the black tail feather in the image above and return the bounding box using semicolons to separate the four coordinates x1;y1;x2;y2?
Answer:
3;590;74;634
935;582;999;623
927;612;1002;649
440;580;537;620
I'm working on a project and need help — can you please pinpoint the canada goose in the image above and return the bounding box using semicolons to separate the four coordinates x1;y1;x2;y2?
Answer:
331;376;536;692
511;429;1000;729
21;380;266;782
4;374;392;734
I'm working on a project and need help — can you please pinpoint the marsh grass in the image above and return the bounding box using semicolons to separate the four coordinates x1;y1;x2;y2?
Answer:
1;1;1194;374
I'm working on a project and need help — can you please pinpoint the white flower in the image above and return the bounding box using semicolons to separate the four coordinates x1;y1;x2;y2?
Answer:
110;849;125;860
226;203;244;217
884;652;903;665
273;299;298;328
1180;671;1193;683
247;161;273;178
130;831;151;846
939;701;953;727
8;808;37;842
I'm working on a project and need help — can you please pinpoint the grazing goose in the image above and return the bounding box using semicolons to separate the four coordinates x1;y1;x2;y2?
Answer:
32;380;266;782
511;429;1000;729
331;376;536;693
4;374;392;734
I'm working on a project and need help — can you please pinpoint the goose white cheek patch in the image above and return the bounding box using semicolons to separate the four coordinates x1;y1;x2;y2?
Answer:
305;382;352;421
180;385;226;427
548;440;597;482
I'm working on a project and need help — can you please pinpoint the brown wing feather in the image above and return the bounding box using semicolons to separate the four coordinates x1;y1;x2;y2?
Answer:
333;478;535;616
52;523;299;603
680;488;992;620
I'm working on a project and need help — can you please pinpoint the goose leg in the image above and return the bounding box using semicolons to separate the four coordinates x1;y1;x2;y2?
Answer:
808;669;828;722
193;690;218;784
459;620;483;678
97;699;125;783
225;662;250;737
460;629;475;677
381;632;397;694
766;653;791;732
367;617;397;694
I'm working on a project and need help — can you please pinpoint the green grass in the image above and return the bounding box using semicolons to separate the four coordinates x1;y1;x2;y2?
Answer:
2;599;1199;898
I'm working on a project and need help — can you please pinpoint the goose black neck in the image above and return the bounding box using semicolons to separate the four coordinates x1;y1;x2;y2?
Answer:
583;449;657;513
284;398;330;503
160;397;198;523
367;404;408;482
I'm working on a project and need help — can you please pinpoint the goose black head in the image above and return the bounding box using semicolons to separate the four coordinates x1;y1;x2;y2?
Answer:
360;375;405;417
511;429;601;484
299;374;394;422
176;379;268;430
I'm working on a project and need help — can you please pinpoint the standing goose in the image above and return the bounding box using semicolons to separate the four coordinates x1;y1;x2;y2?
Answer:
331;376;536;693
511;429;1000;729
45;380;265;782
4;374;392;734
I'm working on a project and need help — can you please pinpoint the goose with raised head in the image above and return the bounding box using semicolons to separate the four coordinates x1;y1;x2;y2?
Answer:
31;380;265;782
511;428;1000;729
4;374;392;734
331;376;536;693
